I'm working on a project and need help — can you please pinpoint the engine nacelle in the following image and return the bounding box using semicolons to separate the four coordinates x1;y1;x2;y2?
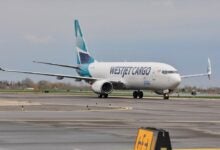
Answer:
91;80;113;94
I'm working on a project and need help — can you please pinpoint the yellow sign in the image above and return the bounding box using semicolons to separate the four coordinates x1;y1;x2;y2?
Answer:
134;128;154;150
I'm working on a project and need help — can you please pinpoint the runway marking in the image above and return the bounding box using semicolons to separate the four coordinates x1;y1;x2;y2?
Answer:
0;106;132;112
87;106;132;112
0;99;41;106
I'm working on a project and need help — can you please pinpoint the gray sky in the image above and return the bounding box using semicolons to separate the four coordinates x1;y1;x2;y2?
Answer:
0;0;219;87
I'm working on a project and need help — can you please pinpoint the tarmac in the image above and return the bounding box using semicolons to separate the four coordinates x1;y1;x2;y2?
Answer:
0;93;219;150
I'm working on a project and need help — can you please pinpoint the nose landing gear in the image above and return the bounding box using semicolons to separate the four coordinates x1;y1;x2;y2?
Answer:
133;90;143;99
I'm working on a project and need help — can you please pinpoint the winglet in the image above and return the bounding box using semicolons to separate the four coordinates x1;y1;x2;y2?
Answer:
207;57;211;80
180;58;213;79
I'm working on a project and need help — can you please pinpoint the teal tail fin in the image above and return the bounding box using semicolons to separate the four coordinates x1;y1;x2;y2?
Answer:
74;20;95;64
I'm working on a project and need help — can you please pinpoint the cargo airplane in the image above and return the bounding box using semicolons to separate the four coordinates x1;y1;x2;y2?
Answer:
0;20;212;99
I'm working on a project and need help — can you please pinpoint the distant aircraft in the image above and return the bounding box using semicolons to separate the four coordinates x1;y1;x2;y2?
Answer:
0;20;212;99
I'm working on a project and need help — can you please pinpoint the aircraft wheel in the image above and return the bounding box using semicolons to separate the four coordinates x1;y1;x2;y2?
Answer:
138;91;143;99
104;94;108;98
133;91;138;99
98;94;103;98
163;94;169;100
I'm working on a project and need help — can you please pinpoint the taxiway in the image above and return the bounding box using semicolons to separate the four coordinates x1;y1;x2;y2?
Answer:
0;93;219;150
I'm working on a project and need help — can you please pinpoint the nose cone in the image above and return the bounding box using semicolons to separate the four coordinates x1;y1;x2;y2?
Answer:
170;74;181;89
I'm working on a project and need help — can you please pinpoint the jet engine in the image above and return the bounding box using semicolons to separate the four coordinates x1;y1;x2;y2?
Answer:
91;80;113;94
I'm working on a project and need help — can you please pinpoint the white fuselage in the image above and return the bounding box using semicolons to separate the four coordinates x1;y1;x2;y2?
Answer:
88;62;181;91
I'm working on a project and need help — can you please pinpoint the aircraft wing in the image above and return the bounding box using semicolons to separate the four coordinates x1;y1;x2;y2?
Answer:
33;61;80;69
181;58;212;80
181;73;211;79
0;66;127;89
0;67;97;82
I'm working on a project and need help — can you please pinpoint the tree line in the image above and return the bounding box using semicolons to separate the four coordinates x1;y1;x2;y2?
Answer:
0;78;219;94
0;78;89;91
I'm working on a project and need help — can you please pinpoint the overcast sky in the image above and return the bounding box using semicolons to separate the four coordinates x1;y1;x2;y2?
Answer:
0;0;219;87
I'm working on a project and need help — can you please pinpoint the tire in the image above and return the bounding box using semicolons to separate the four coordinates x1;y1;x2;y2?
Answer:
138;91;143;99
104;94;108;98
163;94;169;100
98;94;103;98
133;91;138;99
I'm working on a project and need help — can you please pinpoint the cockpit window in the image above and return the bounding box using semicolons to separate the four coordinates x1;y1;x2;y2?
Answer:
162;70;178;74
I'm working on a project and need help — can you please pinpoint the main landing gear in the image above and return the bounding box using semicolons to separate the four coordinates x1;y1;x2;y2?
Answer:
98;94;108;98
163;93;169;100
133;90;143;99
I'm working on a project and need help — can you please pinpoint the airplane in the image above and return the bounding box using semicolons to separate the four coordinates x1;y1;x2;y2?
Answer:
0;20;212;99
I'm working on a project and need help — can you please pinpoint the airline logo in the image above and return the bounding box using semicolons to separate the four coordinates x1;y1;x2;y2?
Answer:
110;66;151;77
